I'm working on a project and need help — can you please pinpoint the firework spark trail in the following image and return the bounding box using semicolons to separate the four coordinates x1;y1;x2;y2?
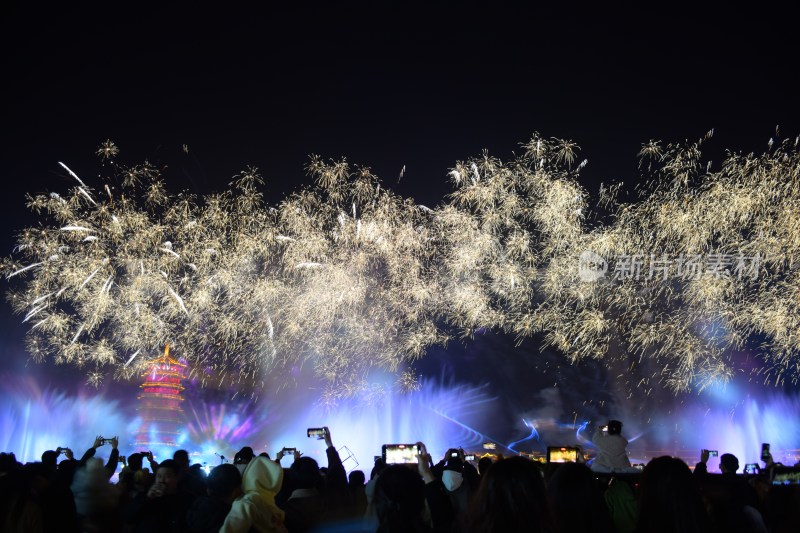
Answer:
3;134;800;398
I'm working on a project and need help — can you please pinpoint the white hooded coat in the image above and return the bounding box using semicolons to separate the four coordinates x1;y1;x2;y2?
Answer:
591;429;632;472
220;456;288;533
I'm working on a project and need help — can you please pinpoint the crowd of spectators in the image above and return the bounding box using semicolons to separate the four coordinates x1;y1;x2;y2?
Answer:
1;423;799;532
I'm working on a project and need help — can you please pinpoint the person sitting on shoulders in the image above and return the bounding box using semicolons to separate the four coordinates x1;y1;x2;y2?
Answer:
590;420;636;474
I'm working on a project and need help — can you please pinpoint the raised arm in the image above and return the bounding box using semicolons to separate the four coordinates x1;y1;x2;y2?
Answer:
104;436;120;478
417;442;454;533
323;427;347;492
145;450;159;472
78;435;104;467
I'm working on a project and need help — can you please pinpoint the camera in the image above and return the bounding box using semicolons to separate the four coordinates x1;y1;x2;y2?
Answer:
382;444;420;464
283;447;297;453
464;454;476;462
744;463;759;475
707;450;718;457
307;428;326;439
761;443;770;461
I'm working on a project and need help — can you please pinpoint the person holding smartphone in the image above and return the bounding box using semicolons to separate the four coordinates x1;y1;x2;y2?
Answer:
282;426;349;532
432;448;479;521
694;450;766;532
371;442;455;533
590;420;634;473
125;459;196;533
77;435;120;480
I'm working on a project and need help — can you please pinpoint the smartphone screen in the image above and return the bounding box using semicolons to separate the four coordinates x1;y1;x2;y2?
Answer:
382;444;420;464
307;428;325;439
547;446;580;463
771;467;800;485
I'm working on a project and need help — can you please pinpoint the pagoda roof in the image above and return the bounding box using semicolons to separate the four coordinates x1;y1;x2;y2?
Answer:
143;344;186;369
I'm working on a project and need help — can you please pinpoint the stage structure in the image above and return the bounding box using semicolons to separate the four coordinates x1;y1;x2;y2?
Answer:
134;344;187;450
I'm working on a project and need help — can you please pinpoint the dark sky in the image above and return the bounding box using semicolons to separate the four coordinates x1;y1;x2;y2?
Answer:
1;3;798;416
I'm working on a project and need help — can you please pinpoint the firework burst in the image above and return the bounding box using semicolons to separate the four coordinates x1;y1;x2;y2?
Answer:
4;133;800;397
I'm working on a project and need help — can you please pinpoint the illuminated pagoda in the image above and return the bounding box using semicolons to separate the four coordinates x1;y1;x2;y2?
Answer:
134;344;187;450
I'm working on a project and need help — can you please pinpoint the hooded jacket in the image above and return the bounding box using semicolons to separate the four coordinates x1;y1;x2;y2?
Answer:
221;456;287;533
591;429;632;472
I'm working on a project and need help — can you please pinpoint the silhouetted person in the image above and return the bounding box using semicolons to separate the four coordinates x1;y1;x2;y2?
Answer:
71;457;119;532
363;457;388;529
466;456;555;533
126;452;144;473
126;459;195;533
283;456;325;532
281;427;348;532
477;456;493;477
174;450;205;498
635;456;709;533
547;462;614;533
604;477;638;533
41;450;59;472
695;450;766;533
187;464;242;533
348;470;368;519
373;443;452;533
233;446;255;476
173;450;190;475
2;461;46;532
373;465;430;533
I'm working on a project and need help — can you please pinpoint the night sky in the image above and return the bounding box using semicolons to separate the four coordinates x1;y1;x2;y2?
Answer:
2;3;799;446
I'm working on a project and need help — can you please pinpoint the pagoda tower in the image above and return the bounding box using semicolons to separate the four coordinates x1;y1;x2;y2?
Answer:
134;344;187;450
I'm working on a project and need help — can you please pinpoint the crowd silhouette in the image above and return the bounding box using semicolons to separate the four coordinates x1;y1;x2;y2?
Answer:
1;423;798;532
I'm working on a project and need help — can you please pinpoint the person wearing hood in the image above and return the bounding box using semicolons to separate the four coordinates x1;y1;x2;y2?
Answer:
220;456;287;533
590;420;636;474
